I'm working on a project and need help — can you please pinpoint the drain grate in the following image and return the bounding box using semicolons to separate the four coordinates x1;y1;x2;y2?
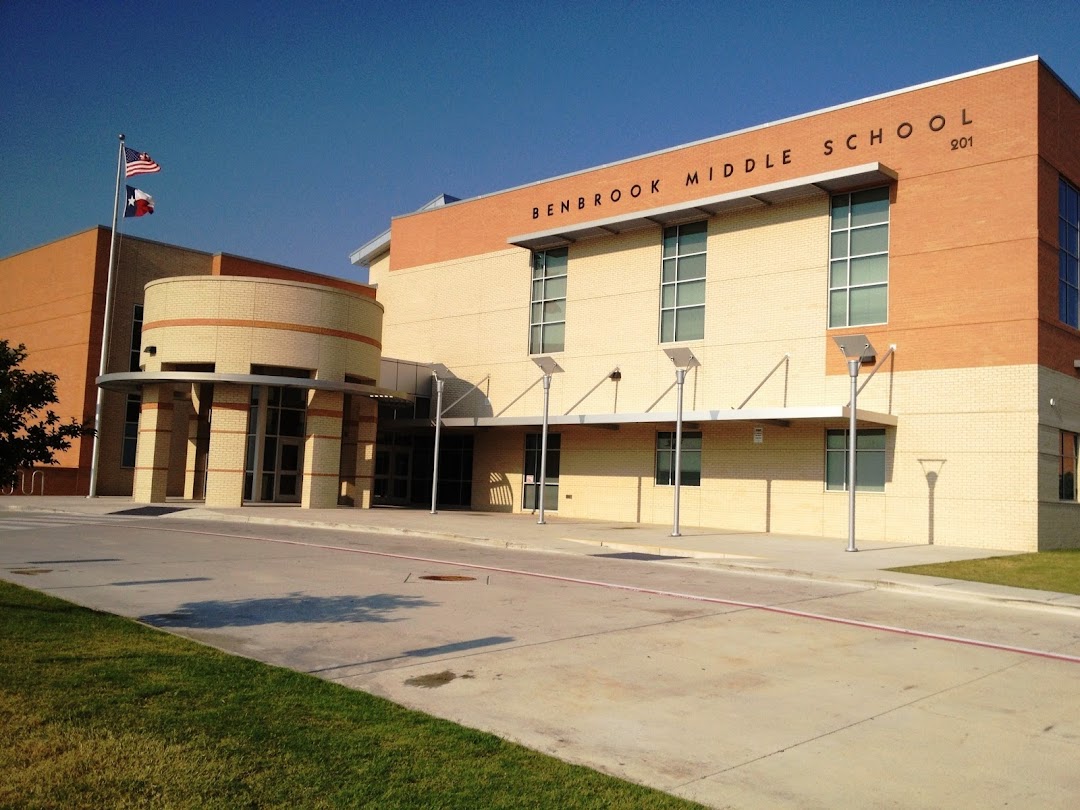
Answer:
109;506;191;517
419;575;476;582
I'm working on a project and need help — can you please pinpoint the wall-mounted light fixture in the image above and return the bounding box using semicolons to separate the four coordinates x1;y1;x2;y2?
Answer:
144;346;156;356
609;368;622;382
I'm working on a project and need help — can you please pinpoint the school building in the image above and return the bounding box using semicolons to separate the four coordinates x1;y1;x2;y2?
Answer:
4;56;1080;551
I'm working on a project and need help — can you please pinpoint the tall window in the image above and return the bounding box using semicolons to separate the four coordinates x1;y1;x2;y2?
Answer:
129;303;144;371
1060;430;1078;501
1059;177;1079;328
655;430;701;486
530;248;567;354
121;393;140;468
829;187;890;327
825;428;886;492
660;220;707;342
523;433;560;511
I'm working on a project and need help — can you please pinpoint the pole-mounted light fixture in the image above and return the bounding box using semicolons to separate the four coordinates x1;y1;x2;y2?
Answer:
531;356;563;524
663;347;700;537
831;335;876;552
429;363;451;515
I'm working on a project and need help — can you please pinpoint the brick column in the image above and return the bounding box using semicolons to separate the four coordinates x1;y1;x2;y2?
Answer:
183;384;211;500
183;384;200;499
204;383;249;508
302;390;344;509
351;397;378;509
132;384;174;504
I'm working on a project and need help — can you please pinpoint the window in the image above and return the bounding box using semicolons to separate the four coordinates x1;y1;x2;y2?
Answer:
825;428;886;492
121;393;140;468
523;433;560;511
530;248;567;354
829;187;890;328
129;303;144;371
655;430;701;486
660;220;707;342
1060;430;1078;501
1059;177;1079;328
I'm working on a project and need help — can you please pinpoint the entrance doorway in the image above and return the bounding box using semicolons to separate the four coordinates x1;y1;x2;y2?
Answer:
275;438;303;502
374;432;413;505
244;384;308;503
373;430;474;508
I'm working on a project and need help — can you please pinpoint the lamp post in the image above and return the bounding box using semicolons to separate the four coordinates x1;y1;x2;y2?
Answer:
429;363;450;514
531;356;563;524
663;347;699;537
832;335;877;552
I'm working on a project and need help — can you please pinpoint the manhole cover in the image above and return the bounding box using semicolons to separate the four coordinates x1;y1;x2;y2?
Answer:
418;575;476;582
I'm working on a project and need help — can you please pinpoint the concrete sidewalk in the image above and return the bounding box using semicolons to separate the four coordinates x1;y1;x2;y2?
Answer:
4;495;1080;613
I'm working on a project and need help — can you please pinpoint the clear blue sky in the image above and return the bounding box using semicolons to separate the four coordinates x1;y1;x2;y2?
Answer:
3;0;1079;283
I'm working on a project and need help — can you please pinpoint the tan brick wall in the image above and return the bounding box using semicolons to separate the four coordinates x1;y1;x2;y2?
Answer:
141;276;382;382
1037;366;1080;548
376;191;1047;548
462;363;1039;550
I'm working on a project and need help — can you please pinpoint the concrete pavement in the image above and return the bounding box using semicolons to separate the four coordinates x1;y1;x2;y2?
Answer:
4;497;1080;808
3;495;1079;614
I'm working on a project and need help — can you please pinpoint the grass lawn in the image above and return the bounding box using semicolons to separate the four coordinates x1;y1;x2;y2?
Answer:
0;581;702;809
890;549;1080;595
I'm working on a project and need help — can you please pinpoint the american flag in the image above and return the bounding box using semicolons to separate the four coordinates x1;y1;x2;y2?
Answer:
124;146;161;177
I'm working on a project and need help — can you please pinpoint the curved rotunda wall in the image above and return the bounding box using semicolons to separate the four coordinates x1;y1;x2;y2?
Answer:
140;276;383;380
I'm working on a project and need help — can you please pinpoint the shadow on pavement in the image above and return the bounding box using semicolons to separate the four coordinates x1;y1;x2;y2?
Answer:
141;592;437;628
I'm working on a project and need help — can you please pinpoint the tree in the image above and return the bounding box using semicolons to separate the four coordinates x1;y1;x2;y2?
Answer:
0;340;92;487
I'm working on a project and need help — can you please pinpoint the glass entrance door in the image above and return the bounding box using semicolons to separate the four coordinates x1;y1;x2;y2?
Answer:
374;432;413;505
275;438;303;502
244;384;307;504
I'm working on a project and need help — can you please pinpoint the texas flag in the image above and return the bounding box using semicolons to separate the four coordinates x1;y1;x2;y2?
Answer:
124;185;154;217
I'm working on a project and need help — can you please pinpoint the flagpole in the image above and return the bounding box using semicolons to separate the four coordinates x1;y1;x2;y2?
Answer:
87;134;126;498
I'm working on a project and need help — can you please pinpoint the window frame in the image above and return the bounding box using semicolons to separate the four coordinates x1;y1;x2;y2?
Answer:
522;432;560;511
825;428;886;492
655;430;702;487
1060;430;1079;501
529;247;568;355
121;393;141;468
1059;177;1080;329
828;186;890;329
129;303;144;372
659;220;708;343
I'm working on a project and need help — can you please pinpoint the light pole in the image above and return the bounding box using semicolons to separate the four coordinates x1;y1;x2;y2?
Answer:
663;347;699;537
531;356;563;524
832;335;877;552
429;363;450;514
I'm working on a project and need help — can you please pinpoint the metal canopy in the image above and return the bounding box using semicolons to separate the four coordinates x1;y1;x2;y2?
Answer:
440;404;897;429
507;163;897;251
96;370;416;406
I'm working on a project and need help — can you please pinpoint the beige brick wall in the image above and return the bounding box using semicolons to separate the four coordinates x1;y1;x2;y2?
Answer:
141;275;382;382
1037;366;1080;548
374;198;1051;551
